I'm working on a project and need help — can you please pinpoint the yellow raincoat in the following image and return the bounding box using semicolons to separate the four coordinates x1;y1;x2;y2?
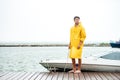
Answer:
69;22;86;59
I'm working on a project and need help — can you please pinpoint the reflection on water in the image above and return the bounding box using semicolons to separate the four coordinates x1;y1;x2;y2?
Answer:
0;47;120;72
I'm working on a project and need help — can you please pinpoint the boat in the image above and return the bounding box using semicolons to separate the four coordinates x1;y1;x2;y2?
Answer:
110;40;120;48
39;52;120;72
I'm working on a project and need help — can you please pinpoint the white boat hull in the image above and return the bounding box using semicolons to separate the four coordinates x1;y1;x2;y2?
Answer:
39;57;120;72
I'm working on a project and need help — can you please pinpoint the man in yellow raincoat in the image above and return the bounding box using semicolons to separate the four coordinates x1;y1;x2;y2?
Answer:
68;16;86;73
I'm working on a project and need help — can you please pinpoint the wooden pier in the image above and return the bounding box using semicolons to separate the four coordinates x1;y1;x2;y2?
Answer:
0;72;120;80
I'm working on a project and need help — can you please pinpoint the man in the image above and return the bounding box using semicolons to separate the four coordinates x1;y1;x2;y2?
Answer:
68;16;86;73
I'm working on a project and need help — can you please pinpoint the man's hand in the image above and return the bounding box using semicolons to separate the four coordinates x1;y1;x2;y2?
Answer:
68;42;71;49
77;41;83;49
68;45;71;49
77;44;80;49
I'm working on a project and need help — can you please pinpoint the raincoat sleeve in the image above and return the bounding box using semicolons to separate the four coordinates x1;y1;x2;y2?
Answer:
70;28;72;41
80;27;86;42
70;28;72;45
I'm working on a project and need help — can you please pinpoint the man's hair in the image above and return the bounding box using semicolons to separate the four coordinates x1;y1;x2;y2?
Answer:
74;16;80;20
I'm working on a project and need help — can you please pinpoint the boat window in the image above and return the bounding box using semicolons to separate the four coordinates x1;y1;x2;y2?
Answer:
100;52;120;60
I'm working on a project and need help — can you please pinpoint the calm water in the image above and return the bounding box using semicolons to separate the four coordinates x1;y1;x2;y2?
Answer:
0;47;120;72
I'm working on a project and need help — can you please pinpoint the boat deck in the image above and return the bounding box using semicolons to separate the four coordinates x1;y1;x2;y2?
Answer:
0;72;120;80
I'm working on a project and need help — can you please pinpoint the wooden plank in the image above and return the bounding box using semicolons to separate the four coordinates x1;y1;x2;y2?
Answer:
97;72;108;80
40;72;50;80
0;72;10;79
24;72;36;80
79;72;85;80
0;72;119;80
0;72;3;76
52;72;59;80
113;72;120;79
0;72;9;77
12;72;26;80
73;73;79;80
83;72;91;80
0;72;16;80
68;73;74;80
6;72;21;80
29;72;40;80
34;72;45;80
18;72;31;80
92;72;102;80
87;72;96;80
46;72;55;80
109;72;119;80
57;72;64;80
102;72;113;80
0;73;2;76
63;72;68;80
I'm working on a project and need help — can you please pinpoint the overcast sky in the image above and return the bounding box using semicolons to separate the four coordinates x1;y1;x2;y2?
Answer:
0;0;120;43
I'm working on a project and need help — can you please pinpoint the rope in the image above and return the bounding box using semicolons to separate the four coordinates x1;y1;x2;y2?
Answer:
40;59;52;72
63;49;69;72
46;59;54;72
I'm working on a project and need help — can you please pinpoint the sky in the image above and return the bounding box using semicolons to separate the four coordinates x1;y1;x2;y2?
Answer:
0;0;120;43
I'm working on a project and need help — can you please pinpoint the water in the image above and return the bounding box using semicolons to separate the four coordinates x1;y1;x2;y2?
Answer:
0;47;120;72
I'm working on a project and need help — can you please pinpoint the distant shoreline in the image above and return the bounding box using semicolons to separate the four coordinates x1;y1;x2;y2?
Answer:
0;43;110;47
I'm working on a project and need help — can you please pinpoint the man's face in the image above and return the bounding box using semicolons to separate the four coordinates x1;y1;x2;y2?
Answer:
74;18;80;24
